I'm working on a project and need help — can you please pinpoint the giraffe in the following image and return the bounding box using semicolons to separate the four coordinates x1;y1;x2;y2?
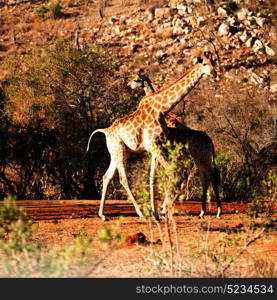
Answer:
131;69;221;218
86;50;217;220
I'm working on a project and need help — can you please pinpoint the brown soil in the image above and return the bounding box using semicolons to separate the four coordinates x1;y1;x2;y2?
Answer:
16;199;253;220
14;199;277;277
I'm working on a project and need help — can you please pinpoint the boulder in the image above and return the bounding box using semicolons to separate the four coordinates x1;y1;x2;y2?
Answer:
253;39;264;53
265;45;275;56
176;3;187;15
254;17;266;28
217;7;228;16
237;8;250;21
155;7;176;19
218;23;230;36
270;83;277;94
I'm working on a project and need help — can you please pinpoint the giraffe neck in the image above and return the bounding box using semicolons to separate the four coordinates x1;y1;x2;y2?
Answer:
150;64;203;113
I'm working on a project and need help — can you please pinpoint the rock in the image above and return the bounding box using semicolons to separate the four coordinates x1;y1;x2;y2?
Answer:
146;10;154;22
169;0;184;8
156;49;168;60
176;3;187;15
197;16;206;26
237;8;249;21
186;16;197;28
148;44;154;51
243;19;252;27
253;39;264;53
218;23;230;36
109;17;118;24
227;16;236;26
130;42;142;53
254;17;266;28
239;32;248;43
162;27;174;39
265;45;275;56
250;72;265;85
155;7;176;19
270;83;277;94
217;7;228;16
173;25;184;35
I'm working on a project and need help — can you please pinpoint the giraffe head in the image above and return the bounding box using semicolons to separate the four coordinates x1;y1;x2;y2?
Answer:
192;50;217;78
130;69;154;94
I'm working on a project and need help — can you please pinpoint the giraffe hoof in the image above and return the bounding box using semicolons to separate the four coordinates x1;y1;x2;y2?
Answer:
99;215;107;221
151;211;160;221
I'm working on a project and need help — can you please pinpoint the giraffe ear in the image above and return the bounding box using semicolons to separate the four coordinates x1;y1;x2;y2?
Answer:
197;56;203;63
204;51;211;59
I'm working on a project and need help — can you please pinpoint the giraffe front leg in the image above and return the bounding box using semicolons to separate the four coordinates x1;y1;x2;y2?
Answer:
150;154;160;221
157;154;173;217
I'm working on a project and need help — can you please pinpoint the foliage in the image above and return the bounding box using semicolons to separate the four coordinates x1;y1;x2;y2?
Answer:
223;0;238;15
0;197;93;277
35;5;49;19
35;2;63;19
97;218;126;247
49;2;63;19
0;195;33;252
1;41;139;200
195;80;275;203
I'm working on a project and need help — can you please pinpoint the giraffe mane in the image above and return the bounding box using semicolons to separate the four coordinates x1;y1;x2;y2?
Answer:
142;67;195;99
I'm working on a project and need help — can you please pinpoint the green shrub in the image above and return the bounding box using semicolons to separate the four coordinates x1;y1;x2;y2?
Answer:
0;196;94;277
0;195;33;251
2;41;139;200
223;0;238;15
35;5;49;19
49;2;63;19
35;2;63;19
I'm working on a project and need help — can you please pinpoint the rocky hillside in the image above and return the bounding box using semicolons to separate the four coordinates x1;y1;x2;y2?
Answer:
0;0;276;200
1;0;276;130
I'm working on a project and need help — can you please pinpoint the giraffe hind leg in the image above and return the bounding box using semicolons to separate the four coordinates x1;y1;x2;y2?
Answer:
98;160;117;221
198;167;211;219
212;167;221;218
113;141;144;219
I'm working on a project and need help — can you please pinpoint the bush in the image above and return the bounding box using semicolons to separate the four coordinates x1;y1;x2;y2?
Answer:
1;41;139;200
35;5;49;19
49;2;63;19
0;196;94;277
192;79;275;203
0;195;33;252
223;0;238;15
35;2;63;19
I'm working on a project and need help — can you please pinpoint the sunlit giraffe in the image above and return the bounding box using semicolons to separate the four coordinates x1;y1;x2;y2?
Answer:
86;50;217;220
131;69;221;218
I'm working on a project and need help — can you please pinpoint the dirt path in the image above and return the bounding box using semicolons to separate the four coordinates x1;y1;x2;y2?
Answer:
16;199;252;220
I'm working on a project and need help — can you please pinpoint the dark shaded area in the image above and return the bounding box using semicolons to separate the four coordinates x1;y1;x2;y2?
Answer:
0;42;141;200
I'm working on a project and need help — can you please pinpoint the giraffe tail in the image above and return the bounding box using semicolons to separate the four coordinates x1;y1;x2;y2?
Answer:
86;128;106;153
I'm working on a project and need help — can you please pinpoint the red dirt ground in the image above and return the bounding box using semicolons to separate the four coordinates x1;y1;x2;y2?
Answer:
2;199;277;277
16;199;253;220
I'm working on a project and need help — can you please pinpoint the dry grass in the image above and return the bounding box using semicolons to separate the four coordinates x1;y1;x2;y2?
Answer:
26;213;277;278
